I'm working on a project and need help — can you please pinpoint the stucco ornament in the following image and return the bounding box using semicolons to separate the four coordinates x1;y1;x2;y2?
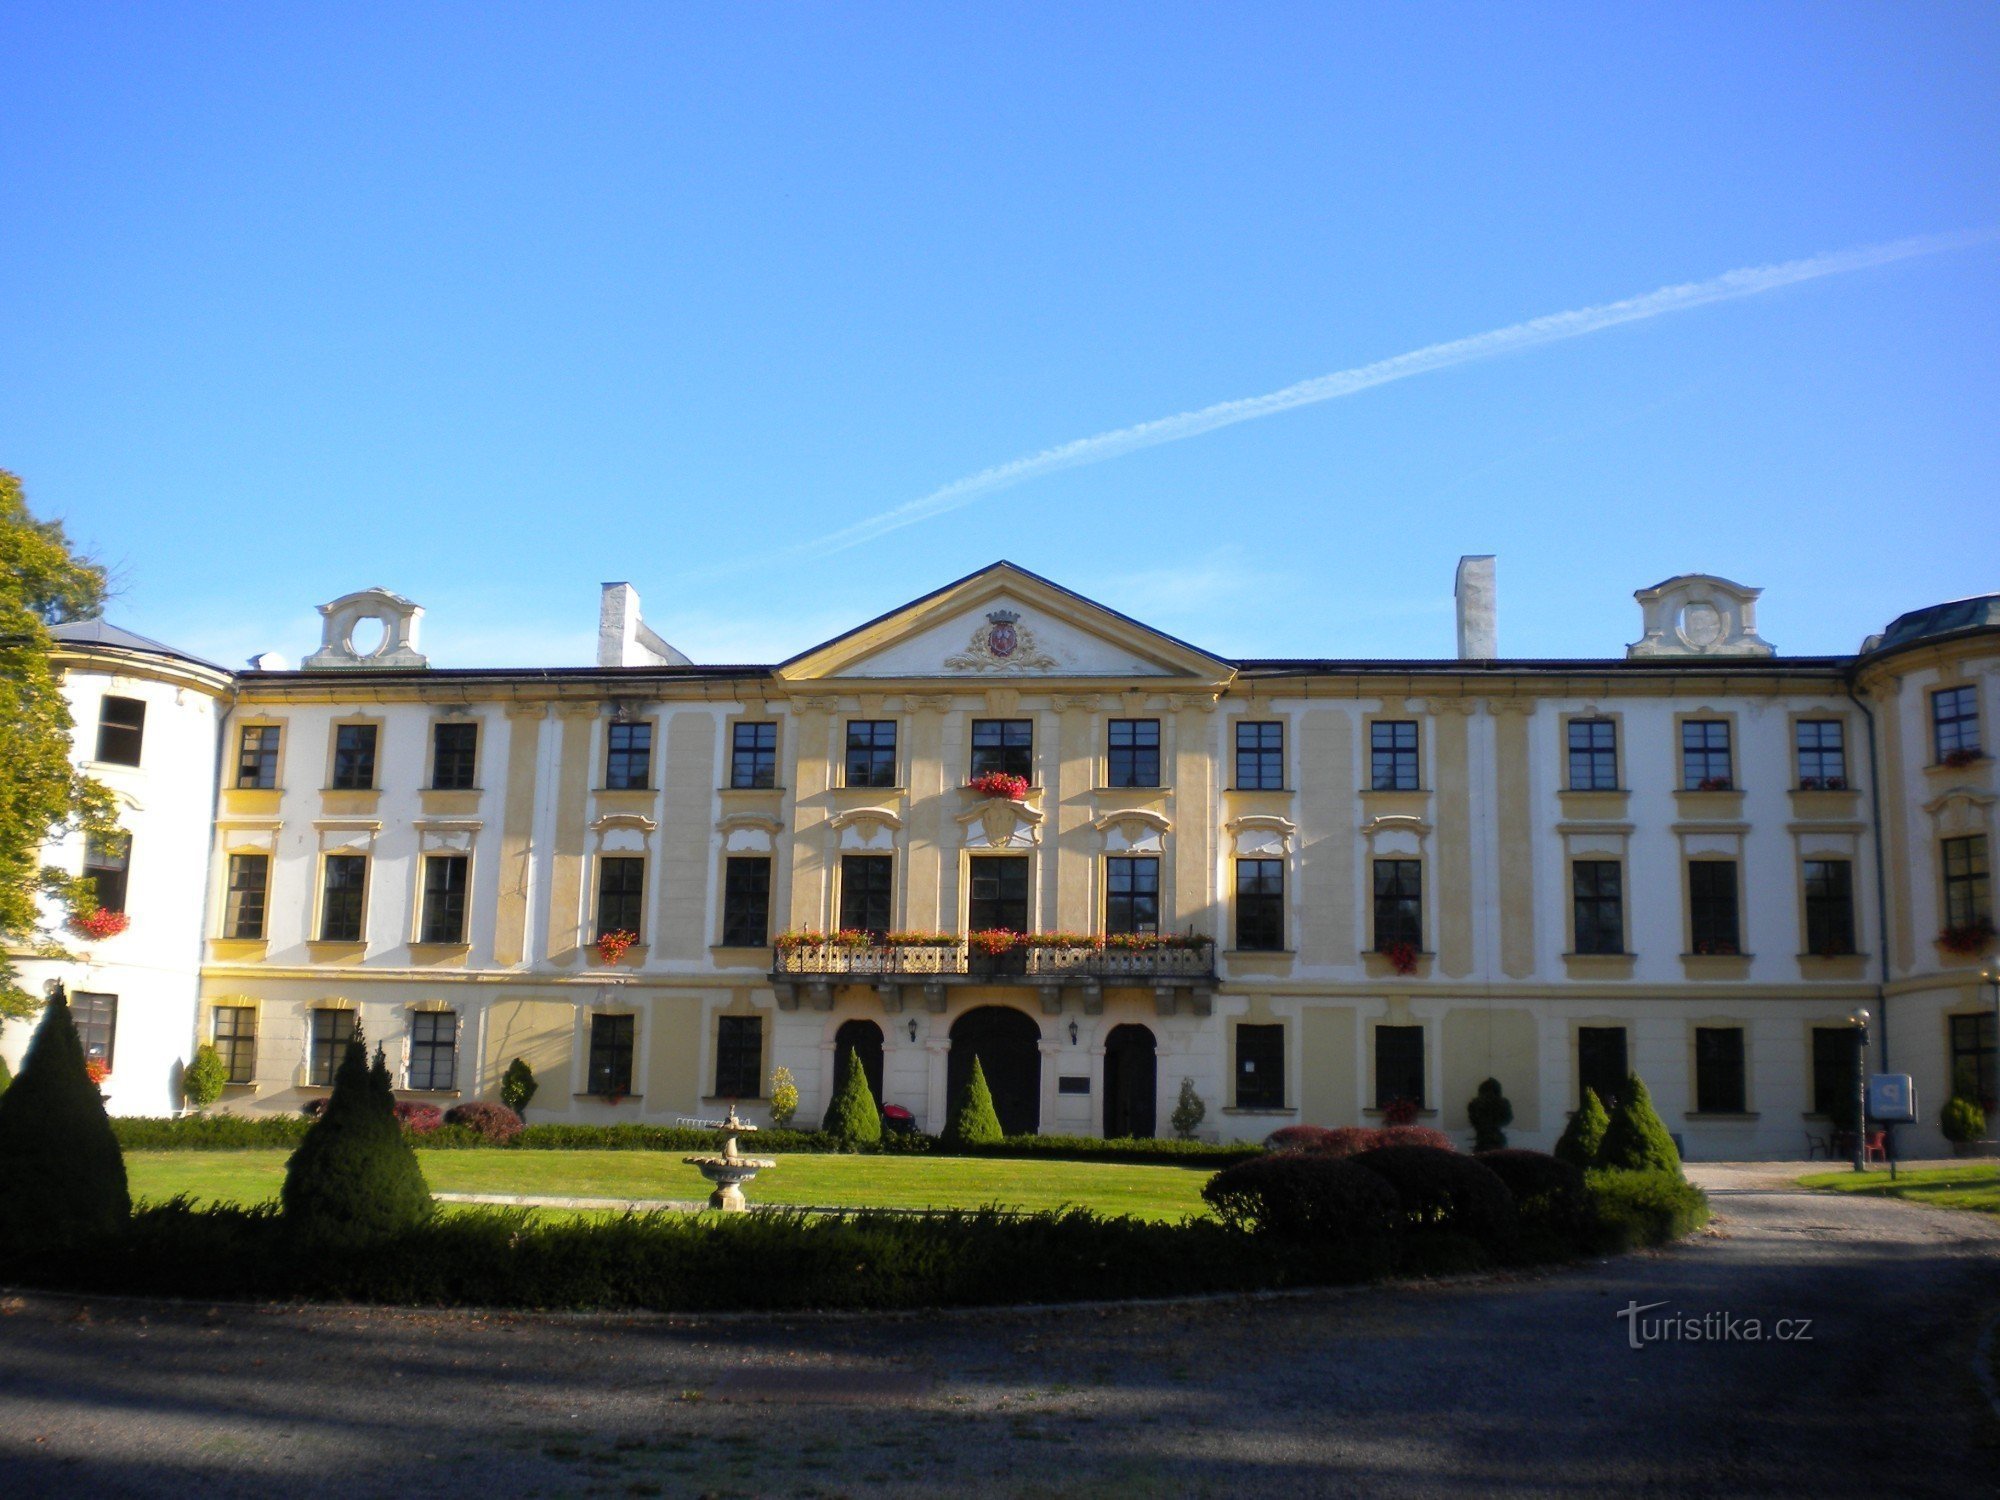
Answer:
302;587;428;669
944;609;1059;673
956;796;1044;848
1627;575;1774;659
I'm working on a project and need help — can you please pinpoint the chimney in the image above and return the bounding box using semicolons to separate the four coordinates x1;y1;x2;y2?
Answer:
598;582;692;668
1454;555;1497;661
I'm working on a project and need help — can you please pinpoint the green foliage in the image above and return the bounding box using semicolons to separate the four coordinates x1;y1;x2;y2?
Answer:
941;1058;1004;1147
1477;1148;1594;1257
0;989;130;1248
499;1057;538;1117
1585;1168;1710;1252
114;1114;310;1149
1467;1077;1513;1152
1201;1153;1400;1246
767;1066;799;1129
181;1044;228;1111
280;1037;432;1245
821;1051;882;1146
1169;1076;1206;1140
1941;1094;1988;1145
1596;1074;1681;1174
0;470;116;1018
1553;1088;1610;1169
0;1053;10;1097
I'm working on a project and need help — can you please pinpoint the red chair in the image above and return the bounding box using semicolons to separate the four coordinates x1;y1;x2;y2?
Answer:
1832;1130;1888;1163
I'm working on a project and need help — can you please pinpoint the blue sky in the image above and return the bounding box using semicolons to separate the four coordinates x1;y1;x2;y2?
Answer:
4;3;1997;668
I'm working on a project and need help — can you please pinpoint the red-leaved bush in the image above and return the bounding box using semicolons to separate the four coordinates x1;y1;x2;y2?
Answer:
1263;1124;1385;1158
445;1101;524;1143
392;1101;445;1134
1350;1145;1517;1244
1376;1124;1456;1153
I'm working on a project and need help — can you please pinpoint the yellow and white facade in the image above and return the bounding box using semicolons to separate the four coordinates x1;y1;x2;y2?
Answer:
10;561;1998;1159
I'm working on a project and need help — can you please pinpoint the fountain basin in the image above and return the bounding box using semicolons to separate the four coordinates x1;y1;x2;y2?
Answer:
682;1153;778;1212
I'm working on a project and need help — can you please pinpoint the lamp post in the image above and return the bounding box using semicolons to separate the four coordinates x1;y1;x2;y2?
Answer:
1849;1005;1871;1173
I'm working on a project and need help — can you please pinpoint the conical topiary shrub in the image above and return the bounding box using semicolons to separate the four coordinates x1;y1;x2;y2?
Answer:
1596;1073;1681;1174
942;1056;1005;1146
281;1035;432;1244
0;989;130;1250
1553;1088;1609;1170
822;1050;882;1146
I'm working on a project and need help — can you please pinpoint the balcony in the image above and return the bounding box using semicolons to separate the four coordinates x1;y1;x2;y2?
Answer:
770;935;1216;1016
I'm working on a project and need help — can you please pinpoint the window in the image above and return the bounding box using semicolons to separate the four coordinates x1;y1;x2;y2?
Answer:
605;721;651;790
1105;856;1159;936
73;991;117;1072
213;1005;256;1085
1688;861;1740;955
1372;859;1422;951
840;854;894;935
1235;721;1284;790
1571;860;1624;955
721;856;771;946
596;856;645;940
1950;1013;1997;1110
94;696;145;766
1375;1025;1425;1109
420;854;469;944
970;719;1033;780
83;833;131;914
407;1011;457;1091
1803;859;1856;956
1234;859;1284;951
1106;719;1161;788
431;722;478;789
1695;1027;1747;1113
1235;1023;1284;1109
1567;718;1618;791
309;1008;356;1087
224;853;268;939
968;856;1030;931
730;721;777;789
1370;721;1419;791
715;1015;763;1098
319;854;367;942
1933;685;1981;762
1577;1027;1627;1108
1795;720;1846;789
587;1014;635;1096
237;725;280;788
1681;720;1732;790
331;724;378;790
1813;1027;1857;1118
844;720;898;788
1943;835;1991;931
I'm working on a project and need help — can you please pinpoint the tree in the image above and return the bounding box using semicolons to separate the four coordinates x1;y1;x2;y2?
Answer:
280;1032;432;1244
1553;1088;1609;1169
181;1043;228;1112
942;1057;1004;1146
500;1057;538;1116
1467;1078;1514;1152
821;1051;881;1146
1170;1077;1207;1141
767;1066;799;1129
0;469;117;1020
0;984;130;1249
1596;1074;1682;1174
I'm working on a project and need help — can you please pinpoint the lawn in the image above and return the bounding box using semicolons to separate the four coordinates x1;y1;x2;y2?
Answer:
1800;1162;2000;1216
125;1149;1218;1221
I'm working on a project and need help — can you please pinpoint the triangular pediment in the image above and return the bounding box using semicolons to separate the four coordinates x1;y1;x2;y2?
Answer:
776;562;1235;683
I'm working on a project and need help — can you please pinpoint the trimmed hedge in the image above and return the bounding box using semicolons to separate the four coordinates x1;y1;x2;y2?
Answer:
1201;1153;1400;1247
1477;1148;1594;1255
115;1115;312;1150
1585;1168;1710;1253
1349;1145;1517;1247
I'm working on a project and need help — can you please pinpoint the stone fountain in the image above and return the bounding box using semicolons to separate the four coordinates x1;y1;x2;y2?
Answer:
678;1104;777;1212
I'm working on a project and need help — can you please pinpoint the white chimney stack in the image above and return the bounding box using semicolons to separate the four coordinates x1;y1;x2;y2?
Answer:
597;582;692;668
1455;555;1497;661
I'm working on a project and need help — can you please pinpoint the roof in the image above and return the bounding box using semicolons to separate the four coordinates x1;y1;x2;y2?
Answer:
1875;594;2000;653
48;617;227;672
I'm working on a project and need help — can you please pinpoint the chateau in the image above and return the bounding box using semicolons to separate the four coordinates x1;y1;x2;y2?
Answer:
10;559;1997;1159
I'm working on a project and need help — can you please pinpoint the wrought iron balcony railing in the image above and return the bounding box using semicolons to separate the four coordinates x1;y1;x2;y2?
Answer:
771;938;1216;983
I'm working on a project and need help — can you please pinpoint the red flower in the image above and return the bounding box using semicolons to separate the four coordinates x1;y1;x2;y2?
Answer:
1381;940;1419;975
967;772;1031;801
69;908;129;941
84;1058;110;1087
596;929;639;965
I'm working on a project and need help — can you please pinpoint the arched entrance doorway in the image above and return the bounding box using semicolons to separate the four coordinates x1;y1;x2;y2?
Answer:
1102;1023;1157;1139
833;1018;885;1106
948;1006;1042;1136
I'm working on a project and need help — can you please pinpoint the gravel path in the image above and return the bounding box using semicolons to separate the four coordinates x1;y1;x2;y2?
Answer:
1;1172;1996;1498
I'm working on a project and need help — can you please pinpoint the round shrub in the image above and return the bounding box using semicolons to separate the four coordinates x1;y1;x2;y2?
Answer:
1201;1153;1401;1242
499;1058;538;1117
392;1101;445;1135
444;1101;523;1144
181;1044;228;1111
1375;1124;1455;1153
1940;1094;1987;1145
1350;1144;1517;1247
1476;1148;1592;1244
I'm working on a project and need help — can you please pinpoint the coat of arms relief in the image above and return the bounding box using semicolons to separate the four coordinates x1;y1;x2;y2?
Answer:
944;609;1061;673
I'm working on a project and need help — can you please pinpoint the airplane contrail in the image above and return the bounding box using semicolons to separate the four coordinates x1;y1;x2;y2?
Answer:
804;228;1996;554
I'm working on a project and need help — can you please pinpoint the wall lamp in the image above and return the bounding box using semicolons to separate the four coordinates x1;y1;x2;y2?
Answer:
907;1019;918;1043
1069;1021;1079;1046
